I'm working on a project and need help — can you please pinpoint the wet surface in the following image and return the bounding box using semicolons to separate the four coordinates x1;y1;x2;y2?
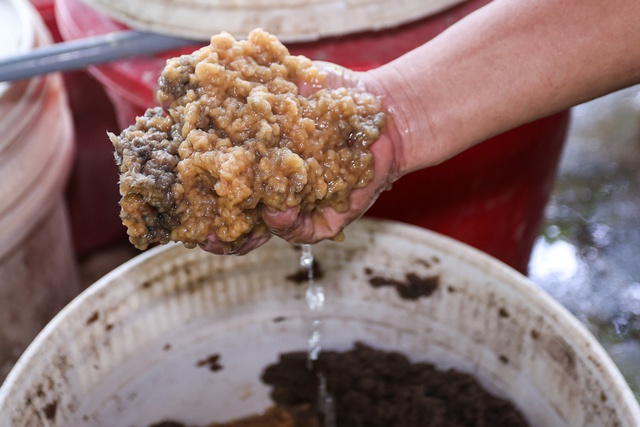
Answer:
528;85;640;400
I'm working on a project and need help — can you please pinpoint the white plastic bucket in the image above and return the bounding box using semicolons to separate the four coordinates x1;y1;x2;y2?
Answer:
0;0;79;382
1;219;638;426
77;0;467;42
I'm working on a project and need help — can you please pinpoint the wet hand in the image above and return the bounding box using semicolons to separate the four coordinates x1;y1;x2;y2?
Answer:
201;61;400;254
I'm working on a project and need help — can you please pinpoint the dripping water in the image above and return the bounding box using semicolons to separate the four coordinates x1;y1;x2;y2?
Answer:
301;243;323;363
300;243;336;427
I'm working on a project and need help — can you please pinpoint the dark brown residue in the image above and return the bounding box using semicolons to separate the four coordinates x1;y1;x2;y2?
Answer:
498;308;510;318
86;311;99;325
417;259;432;268
149;406;316;427
197;354;223;372
286;260;324;284
51;353;70;386
186;279;200;293
530;329;540;340
144;342;533;427
546;336;577;373
149;422;185;427
369;273;439;300
499;355;510;364
42;400;57;421
260;342;529;427
273;316;287;323
588;354;603;371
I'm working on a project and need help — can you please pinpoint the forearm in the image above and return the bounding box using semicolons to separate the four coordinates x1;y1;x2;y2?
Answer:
366;0;640;175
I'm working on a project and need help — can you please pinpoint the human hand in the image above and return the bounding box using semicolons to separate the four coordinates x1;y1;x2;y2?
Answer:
201;61;402;255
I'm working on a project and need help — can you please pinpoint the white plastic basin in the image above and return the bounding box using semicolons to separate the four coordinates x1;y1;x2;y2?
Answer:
0;219;638;426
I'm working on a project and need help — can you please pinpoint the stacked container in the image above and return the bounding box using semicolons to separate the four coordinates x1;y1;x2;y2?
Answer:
0;0;79;382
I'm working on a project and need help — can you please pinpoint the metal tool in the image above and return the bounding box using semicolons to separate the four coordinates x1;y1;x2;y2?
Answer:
0;30;197;82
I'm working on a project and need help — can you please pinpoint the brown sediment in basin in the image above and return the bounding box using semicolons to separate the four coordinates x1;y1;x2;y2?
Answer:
154;343;529;427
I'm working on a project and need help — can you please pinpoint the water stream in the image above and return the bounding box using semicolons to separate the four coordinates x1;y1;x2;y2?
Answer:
299;243;336;427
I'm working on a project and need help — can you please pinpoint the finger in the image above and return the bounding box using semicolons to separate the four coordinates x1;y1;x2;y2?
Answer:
234;233;272;255
273;206;349;244
263;204;327;244
269;211;314;243
200;229;272;255
312;60;364;91
298;61;361;96
262;205;300;232
199;237;233;255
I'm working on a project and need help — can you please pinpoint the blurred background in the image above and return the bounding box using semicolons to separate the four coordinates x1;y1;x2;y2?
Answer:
1;0;638;401
529;86;640;400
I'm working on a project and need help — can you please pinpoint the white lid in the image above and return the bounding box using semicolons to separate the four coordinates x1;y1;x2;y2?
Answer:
0;1;74;258
0;0;34;57
0;0;37;95
0;74;75;259
79;0;467;42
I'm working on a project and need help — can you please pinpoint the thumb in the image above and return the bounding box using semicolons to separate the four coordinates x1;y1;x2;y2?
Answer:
312;60;365;91
262;205;300;232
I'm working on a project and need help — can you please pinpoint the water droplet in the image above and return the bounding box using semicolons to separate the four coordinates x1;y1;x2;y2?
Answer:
318;372;336;427
306;285;325;312
612;315;630;337
300;243;314;272
300;244;324;364
299;244;336;426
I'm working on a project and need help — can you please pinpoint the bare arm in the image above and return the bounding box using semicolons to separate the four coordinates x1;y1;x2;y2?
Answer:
203;0;640;253
366;0;640;176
